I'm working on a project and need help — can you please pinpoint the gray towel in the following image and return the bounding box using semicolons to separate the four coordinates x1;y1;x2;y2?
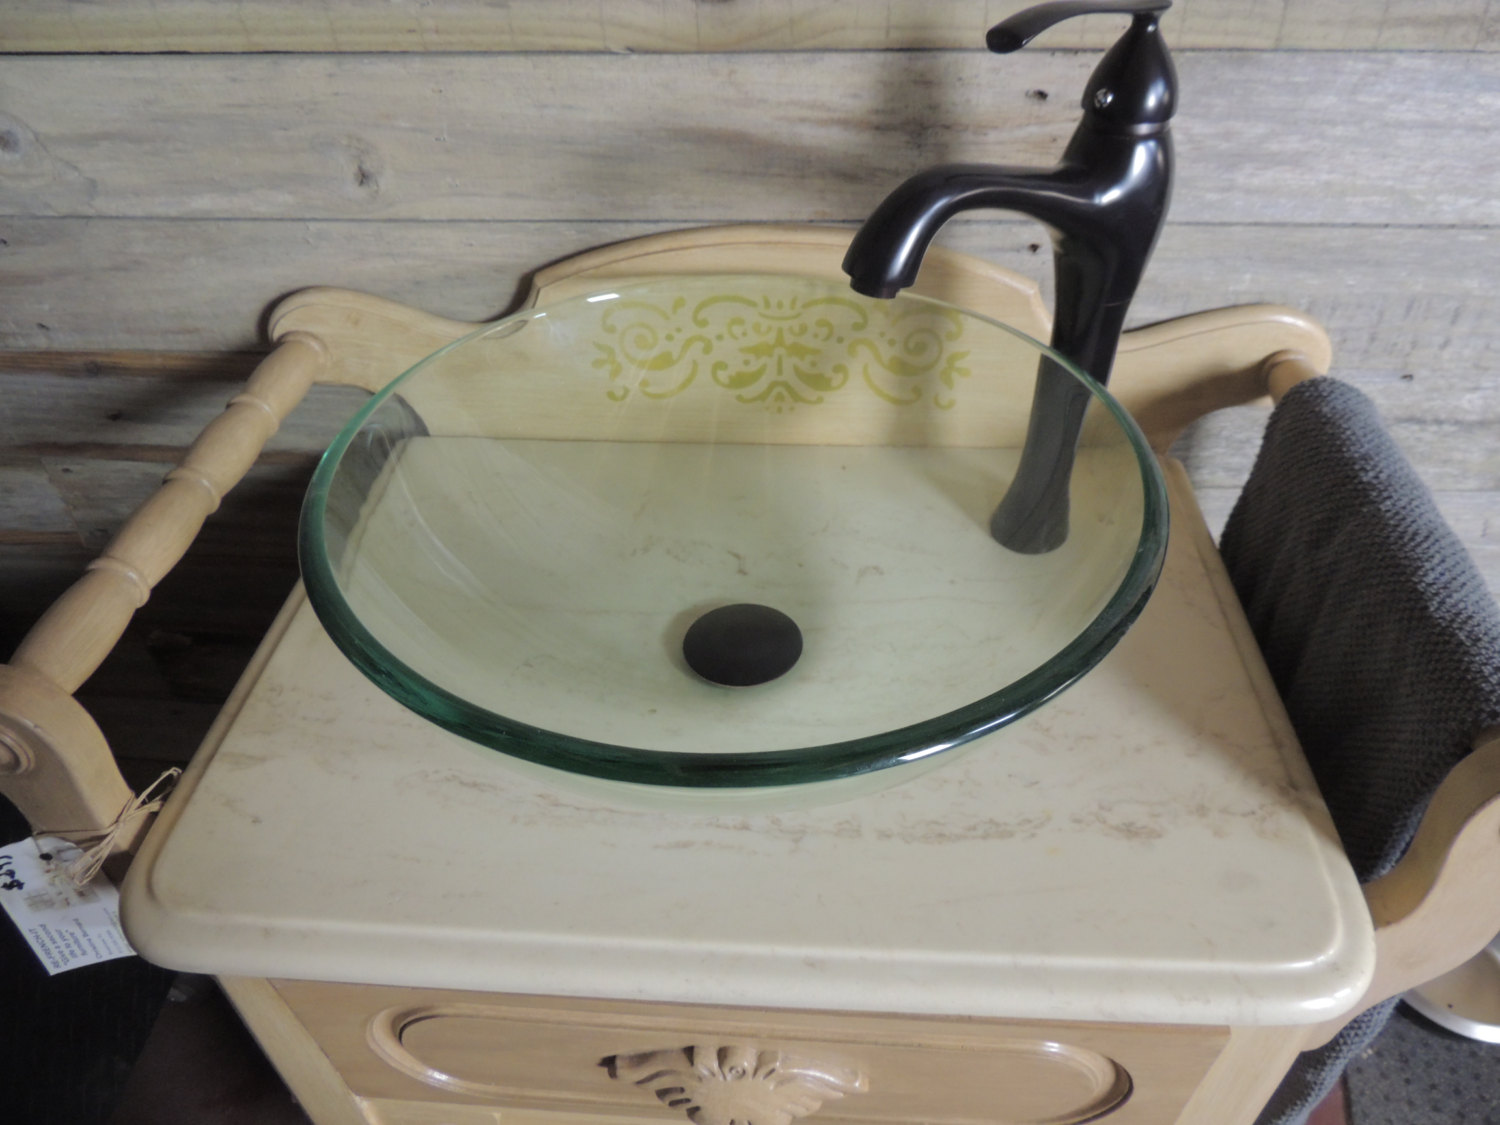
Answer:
1216;377;1500;1125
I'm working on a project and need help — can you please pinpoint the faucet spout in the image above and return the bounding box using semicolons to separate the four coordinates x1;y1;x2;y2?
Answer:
844;163;1087;301
844;127;1169;378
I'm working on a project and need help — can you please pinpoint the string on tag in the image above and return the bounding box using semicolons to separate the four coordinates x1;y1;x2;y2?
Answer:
35;768;181;887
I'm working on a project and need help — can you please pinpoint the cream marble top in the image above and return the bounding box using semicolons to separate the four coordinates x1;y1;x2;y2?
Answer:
123;463;1373;1027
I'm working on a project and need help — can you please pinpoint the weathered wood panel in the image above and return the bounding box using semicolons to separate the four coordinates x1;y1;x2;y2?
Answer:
0;216;577;350
0;463;74;541
0;354;367;455
1176;406;1500;491
3;52;1498;225
4;218;1497;376
2;0;1497;53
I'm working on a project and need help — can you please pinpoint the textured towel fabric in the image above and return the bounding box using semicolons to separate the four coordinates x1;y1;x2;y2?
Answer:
1216;377;1500;1125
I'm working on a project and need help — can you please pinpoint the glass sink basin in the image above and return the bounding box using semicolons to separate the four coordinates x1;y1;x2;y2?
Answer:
299;274;1167;797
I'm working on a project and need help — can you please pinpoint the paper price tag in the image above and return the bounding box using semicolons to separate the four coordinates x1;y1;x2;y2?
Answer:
0;835;137;974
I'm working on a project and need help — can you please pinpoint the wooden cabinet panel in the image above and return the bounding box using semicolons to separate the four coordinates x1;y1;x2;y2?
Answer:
391;1012;1124;1124
274;981;1228;1125
360;1100;669;1125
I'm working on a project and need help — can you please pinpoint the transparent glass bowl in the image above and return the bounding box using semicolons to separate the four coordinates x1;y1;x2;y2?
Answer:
300;275;1167;795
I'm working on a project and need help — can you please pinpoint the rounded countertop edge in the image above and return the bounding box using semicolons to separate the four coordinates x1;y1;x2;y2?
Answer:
116;899;1376;1029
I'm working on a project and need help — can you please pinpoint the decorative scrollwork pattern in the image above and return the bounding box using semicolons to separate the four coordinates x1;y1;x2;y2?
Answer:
590;291;971;412
601;1044;869;1125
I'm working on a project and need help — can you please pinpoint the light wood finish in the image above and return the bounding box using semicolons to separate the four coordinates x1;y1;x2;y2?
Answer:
219;976;373;1125
9;333;327;690
515;225;1334;453
4;0;1498;53
263;224;1053;429
1262;351;1324;403
272;980;1224;1125
518;226;1335;422
524;224;1052;334
1173;1026;1310;1125
266;228;1334;452
1114;324;1330;451
0;333;326;848
0;663;134;842
267;289;477;394
1300;727;1500;1048
600;1045;869;1125
361;1102;581;1125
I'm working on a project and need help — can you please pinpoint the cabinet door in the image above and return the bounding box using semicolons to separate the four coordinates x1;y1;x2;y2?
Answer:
273;980;1228;1125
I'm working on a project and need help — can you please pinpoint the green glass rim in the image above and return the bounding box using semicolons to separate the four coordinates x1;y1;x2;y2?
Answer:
298;277;1170;789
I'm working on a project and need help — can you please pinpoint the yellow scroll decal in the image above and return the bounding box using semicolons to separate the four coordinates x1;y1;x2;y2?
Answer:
592;292;970;411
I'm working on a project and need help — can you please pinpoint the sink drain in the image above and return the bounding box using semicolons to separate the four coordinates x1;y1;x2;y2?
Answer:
682;603;803;687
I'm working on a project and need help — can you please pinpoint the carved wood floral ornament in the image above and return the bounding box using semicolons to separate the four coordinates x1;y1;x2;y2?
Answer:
601;1044;869;1125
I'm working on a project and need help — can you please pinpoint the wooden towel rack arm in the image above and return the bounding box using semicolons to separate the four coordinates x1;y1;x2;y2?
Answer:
0;333;329;851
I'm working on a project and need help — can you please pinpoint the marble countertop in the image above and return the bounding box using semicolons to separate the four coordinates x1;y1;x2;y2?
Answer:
122;463;1373;1027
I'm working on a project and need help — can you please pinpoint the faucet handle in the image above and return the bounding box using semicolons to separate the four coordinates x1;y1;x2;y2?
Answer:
986;0;1171;53
987;0;1176;131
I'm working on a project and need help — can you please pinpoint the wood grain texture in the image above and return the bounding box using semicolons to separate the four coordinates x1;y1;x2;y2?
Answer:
273;980;1225;1125
0;338;325;848
0;463;74;541
219;976;373;1125
0;355;367;456
4;220;1494;538
3;0;1498;53
0;662;139;841
4;219;1498;369
0;216;562;350
40;459;317;552
1172;397;1500;491
2;52;1498;225
12;339;318;667
1174;1026;1309;1125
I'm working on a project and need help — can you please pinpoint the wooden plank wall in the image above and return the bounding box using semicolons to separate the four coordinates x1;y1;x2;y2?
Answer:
2;0;1497;776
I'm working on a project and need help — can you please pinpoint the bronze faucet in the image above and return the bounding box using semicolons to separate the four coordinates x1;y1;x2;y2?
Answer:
844;0;1176;552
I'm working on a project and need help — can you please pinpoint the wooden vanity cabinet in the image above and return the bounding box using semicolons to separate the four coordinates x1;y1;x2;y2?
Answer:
236;978;1235;1125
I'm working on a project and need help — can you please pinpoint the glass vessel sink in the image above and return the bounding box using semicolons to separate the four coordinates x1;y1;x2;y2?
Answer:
300;274;1167;798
